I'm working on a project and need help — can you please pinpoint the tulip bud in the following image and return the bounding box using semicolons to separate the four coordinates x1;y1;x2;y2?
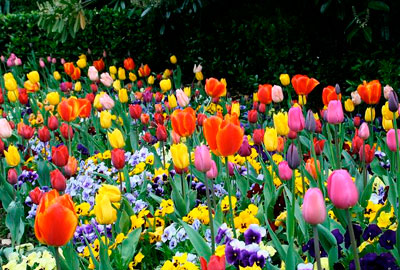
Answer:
52;145;69;167
278;161;293;181
197;113;207;126
0;118;13;139
302;188;326;225
194;145;213;172
29;187;44;205
155;92;163;102
206;160;218;179
111;148;125;170
305;110;316;132
287;143;300;169
358;122;369;140
327;169;358;209
253;129;264;145
288;130;297;139
129;104;142;120
353;116;361;127
258;103;266;113
50;169;66;191
335;83;340;95
156;125;167;142
326;100;344;124
228;162;236;176
247;109;258;124
7;168;18;185
288;106;305;132
60;123;74;140
48;116;59;131
384;85;393;100
38;126;51;142
238;137;252;157
171;130;180;144
388;91;399;112
386;129;400;152
272;85;284;103
63;156;78;177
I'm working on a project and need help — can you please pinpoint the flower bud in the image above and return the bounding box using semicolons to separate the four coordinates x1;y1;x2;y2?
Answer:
335;83;341;95
7;168;18;185
278;161;293;181
63;156;78;177
287;143;300;170
388;91;399;112
60;123;74;140
327;170;358;209
50;169;66;191
305;110;316;132
111;148;125;170
194;145;213;172
48;116;59;131
238;137;252;157
206;160;218;179
156;125;167;142
302;188;326;225
247;109;258;124
29;187;44;205
358;122;369;140
386;129;400;152
38;126;51;142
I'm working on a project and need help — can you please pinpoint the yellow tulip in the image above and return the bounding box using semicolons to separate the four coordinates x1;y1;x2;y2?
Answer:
168;95;177;109
365;107;375;122
273;112;289;136
118;67;126;80
93;93;103;110
5;77;17;92
344;99;355;112
4;145;20;167
279;74;290;86
195;71;203;81
382;118;393;131
100;110;112;129
27;71;40;84
160;79;172;93
94;193;117;225
163;69;171;78
129;72;137;82
108;128;125;149
263;128;278;152
111;74;116;80
109;66;117;74
253;93;259;102
119;88;128;103
24;80;39;92
79;54;87;60
53;71;61;81
170;143;189;169
231;103;240;117
113;80;121;91
184;87;191;97
147;75;155;85
7;90;19;102
46;92;60;105
98;184;121;202
382;101;398;120
76;58;86;69
170;55;177;64
74;81;82;92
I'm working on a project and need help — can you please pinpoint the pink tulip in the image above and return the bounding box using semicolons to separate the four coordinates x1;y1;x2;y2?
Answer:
15;58;22;66
386;129;400;152
288;106;305;132
39;58;45;68
47;56;52;63
99;93;115;110
302;188;326;225
0;119;13;139
0;55;4;62
271;85;283;103
61;58;66;65
52;58;57;64
6;58;14;67
278;161;293;181
100;72;113;87
206;160;218;179
327;170;359;209
176;89;189;107
88;66;99;82
358;122;369;140
384;85;393;100
326;100;344;124
194;145;213;172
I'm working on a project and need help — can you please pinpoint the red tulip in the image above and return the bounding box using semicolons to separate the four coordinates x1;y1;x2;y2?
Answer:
197;113;207;126
359;144;375;164
17;122;35;140
171;107;196;137
129;104;142;120
291;74;319;95
7;168;18;185
322;85;341;106
123;57;135;71
352;130;363;154
93;58;105;72
63;156;78;177
111;148;125;170
29;187;44;205
205;78;226;98
257;84;272;104
50;169;66;192
60;123;74;140
138;64;151;77
313;138;325;155
156;125;168;142
38;126;51;142
18;88;28;105
253;129;264;145
48;116;59;131
247;109;258;124
200;255;225;270
52;145;69;167
357;80;381;104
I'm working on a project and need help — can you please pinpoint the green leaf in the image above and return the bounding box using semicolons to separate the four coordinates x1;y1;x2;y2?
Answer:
117;210;131;234
121;228;142;269
170;176;187;217
360;175;376;207
5;201;25;246
363;27;372;43
179;220;212;261
61;242;80;270
37;160;51;187
368;1;390;11
285;242;296;270
265;215;286;259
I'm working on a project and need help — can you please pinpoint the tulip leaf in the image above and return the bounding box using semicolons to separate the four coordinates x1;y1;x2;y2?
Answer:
117;210;131;235
37;160;51;187
121;228;142;269
370;158;387;176
173;65;182;89
0;176;14;209
99;239;113;270
284;186;307;239
264;216;286;259
179;220;211;261
5;201;24;246
360;175;376;207
170;176;188;217
61;242;80;270
316;224;338;262
285;241;296;270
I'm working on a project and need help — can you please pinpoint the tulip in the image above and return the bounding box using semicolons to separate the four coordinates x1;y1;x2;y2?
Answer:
364;107;375;122
258;103;266;113
50;169;66;192
352;131;363;154
46;92;60;106
30;187;44;205
291;74;319;95
38;126;50;142
305;110;316;132
305;158;320;179
100;110;112;129
247;109;258;124
203;115;244;157
98;184;121;202
48;116;59;130
322;85;341;106
253;129;264;145
0;118;12;138
138;64;151;77
124;57;135;71
108;128;125;149
176;89;189;107
118;88;128;103
7;168;18;185
382;118;393;131
156;125;168;142
52;145;69;167
258;84;272;104
327;170;358;209
34;190;77;246
287;143;300;170
279;74;290;86
194;145;213;172
76;58;86;69
171;143;189;170
238;136;252;157
273;112;289;136
140;113;150;125
94;193;117;225
357;80;381;104
388;91;399;112
205;78;226;98
326;100;344;124
4;145;20;167
359;144;375;164
70;67;81;80
206;160;218;179
384;85;393;99
160;79;172;93
278;160;293;181
142;89;153;103
381;102;398;120
171;107;196;137
60;123;74;140
264;128;278;151
386;129;400;152
99;93;115;110
302;188;326;225
88;66;99;81
168;94;178;109
129;104;142;120
58;98;80;122
200;255;225;270
351;91;362;105
100;72;113;87
155;91;163;102
358;122;369;140
111;148;125;170
39;58;45;68
63;156;78;177
272;85;284;103
18;88;29;104
353;116;361;127
170;55;177;64
344;99;355;112
288;106;305;132
118;67;126;80
17;122;35;140
154;113;164;125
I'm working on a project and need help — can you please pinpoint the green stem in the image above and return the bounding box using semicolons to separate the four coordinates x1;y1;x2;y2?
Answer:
313;225;322;270
204;172;215;254
362;141;367;188
309;133;321;190
67;123;72;156
161;141;166;169
54;247;61;270
290;173;295;239
335;124;341;169
346;209;360;270
180;172;185;198
393;111;400;259
225;157;237;238
296;138;306;193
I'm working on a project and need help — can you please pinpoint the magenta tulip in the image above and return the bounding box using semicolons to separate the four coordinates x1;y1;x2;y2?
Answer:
327;170;359;209
278;160;293;181
326;100;344;124
386;129;400;152
302;188;326;225
288;106;305;132
194;145;213;172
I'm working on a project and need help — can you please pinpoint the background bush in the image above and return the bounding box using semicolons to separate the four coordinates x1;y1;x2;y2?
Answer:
0;0;399;102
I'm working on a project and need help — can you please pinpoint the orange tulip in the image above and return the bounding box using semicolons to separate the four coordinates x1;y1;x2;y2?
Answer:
357;80;381;104
322;85;341;106
124;57;135;71
305;158;320;179
63;62;75;76
93;58;105;72
277;136;285;152
71;67;81;80
77;98;92;118
57;98;80;122
291;74;319;95
257;84;272;104
203;114;243;156
34;189;77;247
205;78;226;98
171;107;196;137
138;64;151;77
